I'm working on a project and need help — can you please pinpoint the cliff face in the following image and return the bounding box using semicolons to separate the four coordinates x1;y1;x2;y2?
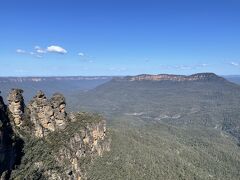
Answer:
27;91;68;137
0;92;16;179
124;73;224;82
7;89;24;127
0;89;110;180
49;113;110;179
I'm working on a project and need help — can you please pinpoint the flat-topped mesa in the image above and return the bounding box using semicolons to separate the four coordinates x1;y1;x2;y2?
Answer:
7;89;25;126
28;91;68;138
125;73;223;82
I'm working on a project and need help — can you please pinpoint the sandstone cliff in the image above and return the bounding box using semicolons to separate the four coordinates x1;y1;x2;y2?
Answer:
7;89;24;127
27;91;68;138
124;73;224;82
0;89;110;180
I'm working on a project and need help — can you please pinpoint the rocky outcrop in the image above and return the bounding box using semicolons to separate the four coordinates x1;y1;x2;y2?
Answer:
0;89;110;180
9;113;110;180
52;114;110;179
27;91;68;137
124;73;224;82
7;89;24;126
0;92;20;179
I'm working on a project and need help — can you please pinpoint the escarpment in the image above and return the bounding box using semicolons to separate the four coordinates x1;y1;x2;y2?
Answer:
123;73;225;82
0;89;110;180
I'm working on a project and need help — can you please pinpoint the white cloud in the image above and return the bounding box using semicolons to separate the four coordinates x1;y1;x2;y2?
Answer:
36;49;46;54
16;48;43;58
47;45;67;54
34;46;41;50
16;49;26;53
34;46;46;54
16;45;67;58
200;63;208;67
78;52;85;56
230;62;239;66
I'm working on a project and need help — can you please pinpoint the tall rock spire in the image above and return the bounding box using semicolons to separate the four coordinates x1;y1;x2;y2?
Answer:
7;89;24;126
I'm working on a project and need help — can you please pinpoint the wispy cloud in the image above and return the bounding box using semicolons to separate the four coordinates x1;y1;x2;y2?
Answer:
47;45;67;54
78;52;85;57
16;48;42;58
16;45;67;58
199;63;208;67
78;52;94;63
36;49;46;54
230;62;239;66
35;46;46;54
16;49;26;54
174;65;192;70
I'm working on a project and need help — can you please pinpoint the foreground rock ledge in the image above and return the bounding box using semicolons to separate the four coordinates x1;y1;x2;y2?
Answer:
0;89;111;180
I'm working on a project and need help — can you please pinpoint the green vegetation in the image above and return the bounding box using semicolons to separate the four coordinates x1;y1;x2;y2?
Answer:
87;116;240;180
67;77;240;179
71;79;240;141
11;112;104;179
2;75;240;179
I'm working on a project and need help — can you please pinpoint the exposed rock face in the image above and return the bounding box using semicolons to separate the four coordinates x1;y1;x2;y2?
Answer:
0;92;16;178
28;91;68;138
124;73;224;82
9;113;110;180
50;93;67;130
53;115;110;179
7;89;24;126
0;90;110;180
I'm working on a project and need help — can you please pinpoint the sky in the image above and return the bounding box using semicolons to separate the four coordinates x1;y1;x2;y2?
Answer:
0;0;240;76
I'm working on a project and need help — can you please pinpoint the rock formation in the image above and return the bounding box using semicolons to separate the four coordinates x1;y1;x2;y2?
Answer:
0;89;110;180
124;73;224;82
28;91;68;137
7;89;24;126
52;113;110;179
0;91;18;179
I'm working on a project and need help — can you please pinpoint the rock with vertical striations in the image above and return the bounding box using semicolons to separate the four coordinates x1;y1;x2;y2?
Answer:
7;89;24;126
0;90;110;180
50;93;67;130
27;91;68;137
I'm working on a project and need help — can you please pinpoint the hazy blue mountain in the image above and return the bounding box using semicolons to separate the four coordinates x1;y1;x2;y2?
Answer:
68;73;240;180
224;75;240;85
1;73;240;179
0;76;112;103
71;73;240;142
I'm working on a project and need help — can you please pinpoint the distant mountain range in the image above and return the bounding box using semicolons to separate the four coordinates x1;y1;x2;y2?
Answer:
0;76;112;103
1;73;240;179
120;73;225;82
71;73;240;143
0;73;239;83
0;76;112;83
223;75;240;85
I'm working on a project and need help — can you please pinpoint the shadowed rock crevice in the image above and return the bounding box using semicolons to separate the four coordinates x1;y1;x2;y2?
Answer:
0;90;24;179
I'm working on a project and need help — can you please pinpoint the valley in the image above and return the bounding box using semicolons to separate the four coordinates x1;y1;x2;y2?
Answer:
1;73;240;179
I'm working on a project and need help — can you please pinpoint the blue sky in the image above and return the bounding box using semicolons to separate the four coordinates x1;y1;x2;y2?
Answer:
0;0;240;76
